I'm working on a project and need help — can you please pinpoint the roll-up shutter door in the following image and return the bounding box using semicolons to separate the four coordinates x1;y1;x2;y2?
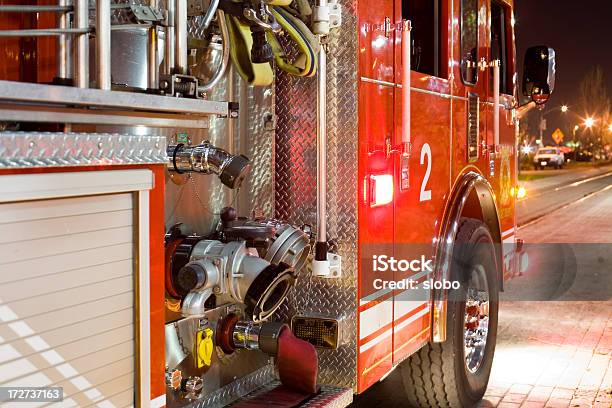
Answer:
0;193;136;407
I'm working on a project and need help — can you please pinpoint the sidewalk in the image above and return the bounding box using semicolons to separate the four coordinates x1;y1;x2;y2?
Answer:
483;182;612;408
481;301;612;408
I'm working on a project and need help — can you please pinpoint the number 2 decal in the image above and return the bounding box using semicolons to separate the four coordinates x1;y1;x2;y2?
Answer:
420;143;432;202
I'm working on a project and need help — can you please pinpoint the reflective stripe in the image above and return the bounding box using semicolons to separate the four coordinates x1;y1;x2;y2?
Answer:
359;326;393;353
359;272;432;355
359;305;430;353
360;287;393;306
151;394;166;408
359;270;430;307
359;300;393;340
394;295;429;325
394;305;430;333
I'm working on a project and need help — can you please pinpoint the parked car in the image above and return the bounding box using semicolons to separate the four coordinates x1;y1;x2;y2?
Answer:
534;147;565;169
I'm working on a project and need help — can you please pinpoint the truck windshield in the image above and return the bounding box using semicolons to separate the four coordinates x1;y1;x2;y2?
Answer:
538;149;557;154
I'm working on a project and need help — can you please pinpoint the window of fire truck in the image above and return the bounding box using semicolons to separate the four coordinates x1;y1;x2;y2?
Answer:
402;0;444;78
491;0;511;94
460;0;479;85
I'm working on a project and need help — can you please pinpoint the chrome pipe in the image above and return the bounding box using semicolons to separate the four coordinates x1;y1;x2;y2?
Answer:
168;142;238;176
148;0;159;88
74;0;89;88
0;28;88;37
164;0;176;74
57;0;72;79
401;20;411;146
0;5;72;12
167;142;251;189
492;60;500;146
316;44;328;251
175;0;188;74
96;0;111;90
197;10;230;93
232;321;261;351
201;0;220;31
231;321;286;355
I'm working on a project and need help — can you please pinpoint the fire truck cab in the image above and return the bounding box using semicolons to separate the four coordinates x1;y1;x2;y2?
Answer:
0;0;555;407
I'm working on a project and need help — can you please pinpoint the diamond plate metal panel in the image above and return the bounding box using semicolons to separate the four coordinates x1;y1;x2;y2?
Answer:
187;365;276;408
229;381;353;408
109;0;147;25
239;83;276;218
0;132;166;168
275;0;359;391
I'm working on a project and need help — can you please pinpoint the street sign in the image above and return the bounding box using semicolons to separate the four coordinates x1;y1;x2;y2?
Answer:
552;128;565;145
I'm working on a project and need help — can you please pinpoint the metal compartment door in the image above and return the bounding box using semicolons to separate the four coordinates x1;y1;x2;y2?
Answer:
357;0;396;393
0;170;154;407
391;0;452;365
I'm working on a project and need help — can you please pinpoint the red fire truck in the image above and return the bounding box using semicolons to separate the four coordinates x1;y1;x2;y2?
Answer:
0;0;554;407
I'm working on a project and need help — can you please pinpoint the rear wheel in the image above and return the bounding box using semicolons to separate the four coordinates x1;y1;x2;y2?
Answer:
400;218;499;407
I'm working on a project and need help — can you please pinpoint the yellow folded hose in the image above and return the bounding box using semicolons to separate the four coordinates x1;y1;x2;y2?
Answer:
226;2;319;85
226;14;275;86
268;6;319;77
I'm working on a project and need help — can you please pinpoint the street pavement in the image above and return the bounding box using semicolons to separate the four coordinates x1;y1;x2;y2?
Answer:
519;165;612;196
482;180;612;408
351;167;612;408
517;164;612;226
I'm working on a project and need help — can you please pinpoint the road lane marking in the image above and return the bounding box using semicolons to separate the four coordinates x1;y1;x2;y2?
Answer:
519;170;612;202
518;184;612;230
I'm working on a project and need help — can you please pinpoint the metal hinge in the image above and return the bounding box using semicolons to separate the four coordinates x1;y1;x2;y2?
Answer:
129;5;164;23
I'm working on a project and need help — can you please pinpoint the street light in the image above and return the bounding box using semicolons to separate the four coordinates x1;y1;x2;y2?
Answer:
608;123;612;133
561;105;569;113
585;117;596;128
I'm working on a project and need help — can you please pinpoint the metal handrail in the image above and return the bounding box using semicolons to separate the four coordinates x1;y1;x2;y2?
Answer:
0;5;72;12
0;28;90;37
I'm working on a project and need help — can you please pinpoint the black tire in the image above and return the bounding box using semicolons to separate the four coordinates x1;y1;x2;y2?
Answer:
400;218;500;408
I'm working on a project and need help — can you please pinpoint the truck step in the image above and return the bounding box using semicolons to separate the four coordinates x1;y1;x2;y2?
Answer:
227;382;353;408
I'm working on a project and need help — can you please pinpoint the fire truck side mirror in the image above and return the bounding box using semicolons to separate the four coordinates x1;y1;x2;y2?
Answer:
522;46;557;105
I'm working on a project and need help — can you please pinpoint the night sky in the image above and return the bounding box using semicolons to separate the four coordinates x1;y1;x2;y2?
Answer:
514;0;612;141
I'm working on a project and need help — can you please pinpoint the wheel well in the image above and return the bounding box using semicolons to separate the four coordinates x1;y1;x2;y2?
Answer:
432;173;505;342
460;185;503;290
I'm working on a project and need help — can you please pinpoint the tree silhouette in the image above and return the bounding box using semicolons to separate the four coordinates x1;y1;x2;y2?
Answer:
578;66;611;158
578;66;610;118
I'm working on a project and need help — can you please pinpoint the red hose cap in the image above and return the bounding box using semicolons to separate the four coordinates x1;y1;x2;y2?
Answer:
276;326;319;394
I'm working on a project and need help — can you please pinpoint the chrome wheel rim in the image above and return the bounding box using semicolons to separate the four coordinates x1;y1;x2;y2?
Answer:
463;265;490;374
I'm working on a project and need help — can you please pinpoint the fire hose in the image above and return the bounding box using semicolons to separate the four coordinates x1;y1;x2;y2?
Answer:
217;315;319;395
220;0;319;86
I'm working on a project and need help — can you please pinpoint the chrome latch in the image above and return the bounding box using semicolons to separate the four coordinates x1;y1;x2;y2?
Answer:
384;16;393;38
